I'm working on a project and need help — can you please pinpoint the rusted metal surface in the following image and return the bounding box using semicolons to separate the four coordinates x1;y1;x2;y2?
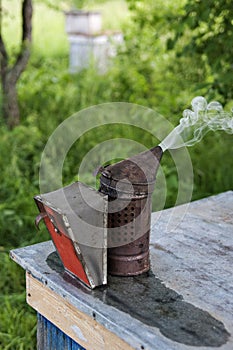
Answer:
100;145;163;197
99;145;163;276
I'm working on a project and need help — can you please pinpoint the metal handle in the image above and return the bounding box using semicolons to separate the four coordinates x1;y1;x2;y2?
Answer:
35;212;48;230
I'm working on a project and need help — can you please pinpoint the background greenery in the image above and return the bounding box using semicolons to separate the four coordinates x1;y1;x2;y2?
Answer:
0;0;232;348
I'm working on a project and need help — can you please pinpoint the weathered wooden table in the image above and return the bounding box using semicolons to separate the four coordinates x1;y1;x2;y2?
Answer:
10;191;233;350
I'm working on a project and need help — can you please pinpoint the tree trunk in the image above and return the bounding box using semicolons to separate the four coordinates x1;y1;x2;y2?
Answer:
0;0;32;129
2;73;20;129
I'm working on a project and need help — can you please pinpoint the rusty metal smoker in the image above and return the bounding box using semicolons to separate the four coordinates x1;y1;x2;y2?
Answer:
99;145;163;276
34;145;163;288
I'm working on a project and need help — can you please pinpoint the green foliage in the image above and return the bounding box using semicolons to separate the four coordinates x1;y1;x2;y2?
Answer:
189;132;233;199
0;123;49;247
0;253;37;350
168;0;233;103
66;0;113;10
90;0;129;30
124;0;233;109
114;0;203;119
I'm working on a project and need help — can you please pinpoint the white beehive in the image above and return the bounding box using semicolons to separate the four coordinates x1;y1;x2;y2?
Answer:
65;10;102;35
68;32;123;73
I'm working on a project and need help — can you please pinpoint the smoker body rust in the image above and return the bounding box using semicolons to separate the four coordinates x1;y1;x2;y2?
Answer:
99;145;163;276
34;146;163;287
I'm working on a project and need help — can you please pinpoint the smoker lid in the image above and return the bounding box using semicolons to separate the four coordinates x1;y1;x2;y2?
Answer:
101;146;163;185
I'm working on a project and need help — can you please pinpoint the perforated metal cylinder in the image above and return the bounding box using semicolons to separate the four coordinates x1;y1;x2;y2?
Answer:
106;196;152;276
99;146;163;276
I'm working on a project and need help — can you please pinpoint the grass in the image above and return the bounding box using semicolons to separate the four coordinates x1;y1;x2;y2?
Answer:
3;0;69;57
0;252;37;349
2;0;129;58
32;3;69;58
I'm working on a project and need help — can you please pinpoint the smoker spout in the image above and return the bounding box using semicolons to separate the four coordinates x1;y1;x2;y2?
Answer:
99;146;163;276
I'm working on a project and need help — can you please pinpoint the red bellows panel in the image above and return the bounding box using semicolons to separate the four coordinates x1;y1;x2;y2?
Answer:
43;211;90;287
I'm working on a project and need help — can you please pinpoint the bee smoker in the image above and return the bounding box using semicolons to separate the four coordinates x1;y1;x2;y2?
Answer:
34;145;163;288
99;145;163;276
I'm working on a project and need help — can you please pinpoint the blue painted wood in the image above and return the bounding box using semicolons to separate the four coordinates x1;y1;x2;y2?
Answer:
37;313;85;350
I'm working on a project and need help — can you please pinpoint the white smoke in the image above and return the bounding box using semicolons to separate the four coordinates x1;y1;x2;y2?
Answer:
159;96;233;151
